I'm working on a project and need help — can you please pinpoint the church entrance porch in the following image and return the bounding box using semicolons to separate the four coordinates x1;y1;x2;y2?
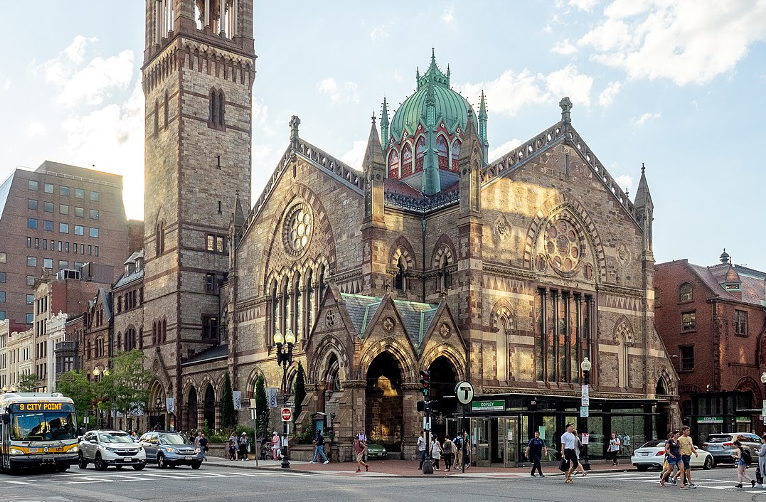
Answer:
365;352;403;453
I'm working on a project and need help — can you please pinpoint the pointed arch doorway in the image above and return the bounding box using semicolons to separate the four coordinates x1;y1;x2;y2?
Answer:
366;352;403;453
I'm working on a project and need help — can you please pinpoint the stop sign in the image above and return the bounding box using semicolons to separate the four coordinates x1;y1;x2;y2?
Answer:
281;407;292;422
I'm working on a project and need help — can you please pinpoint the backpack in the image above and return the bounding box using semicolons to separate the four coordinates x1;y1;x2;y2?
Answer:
454;436;463;449
742;447;753;465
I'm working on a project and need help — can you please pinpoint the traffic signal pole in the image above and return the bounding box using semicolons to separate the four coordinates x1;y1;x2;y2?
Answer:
420;370;433;474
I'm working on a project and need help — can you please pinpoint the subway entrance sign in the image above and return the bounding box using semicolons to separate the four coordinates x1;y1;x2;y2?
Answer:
471;400;505;412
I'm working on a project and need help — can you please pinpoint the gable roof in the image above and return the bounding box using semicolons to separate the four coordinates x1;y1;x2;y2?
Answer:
688;262;766;306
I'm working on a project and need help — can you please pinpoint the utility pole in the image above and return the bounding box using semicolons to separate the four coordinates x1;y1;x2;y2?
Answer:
420;370;433;474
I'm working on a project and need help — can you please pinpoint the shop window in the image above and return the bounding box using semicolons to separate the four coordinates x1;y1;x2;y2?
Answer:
681;311;696;332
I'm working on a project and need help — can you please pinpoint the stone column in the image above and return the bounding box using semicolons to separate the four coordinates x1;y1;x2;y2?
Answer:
196;405;205;433
401;383;422;461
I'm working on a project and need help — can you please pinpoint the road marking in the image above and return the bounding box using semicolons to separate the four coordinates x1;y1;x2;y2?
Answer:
1;480;31;485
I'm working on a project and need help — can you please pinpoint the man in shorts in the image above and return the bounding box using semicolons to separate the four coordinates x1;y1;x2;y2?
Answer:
560;423;579;484
678;426;697;488
354;434;369;473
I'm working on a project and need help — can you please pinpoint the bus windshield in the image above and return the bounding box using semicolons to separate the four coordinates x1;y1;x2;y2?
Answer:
11;411;77;441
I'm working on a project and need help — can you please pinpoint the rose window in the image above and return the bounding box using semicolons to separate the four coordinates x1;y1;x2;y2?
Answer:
283;204;313;255
544;219;581;274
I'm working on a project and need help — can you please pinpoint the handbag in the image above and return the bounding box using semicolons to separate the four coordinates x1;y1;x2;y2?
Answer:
559;458;570;472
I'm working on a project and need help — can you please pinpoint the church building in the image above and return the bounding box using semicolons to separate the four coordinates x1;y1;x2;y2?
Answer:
135;0;679;465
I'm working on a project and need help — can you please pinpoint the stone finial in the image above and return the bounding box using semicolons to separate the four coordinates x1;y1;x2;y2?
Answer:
289;115;301;142
720;248;730;264
371;112;376;125
559;97;573;124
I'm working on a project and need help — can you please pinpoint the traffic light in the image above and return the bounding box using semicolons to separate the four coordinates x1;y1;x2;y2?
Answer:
419;370;431;397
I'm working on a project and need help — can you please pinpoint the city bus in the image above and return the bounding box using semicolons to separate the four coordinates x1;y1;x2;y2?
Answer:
0;392;79;472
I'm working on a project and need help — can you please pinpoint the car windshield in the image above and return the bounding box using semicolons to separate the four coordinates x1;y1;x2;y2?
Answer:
159;434;187;445
639;440;666;448
11;411;77;441
99;432;132;443
706;436;732;443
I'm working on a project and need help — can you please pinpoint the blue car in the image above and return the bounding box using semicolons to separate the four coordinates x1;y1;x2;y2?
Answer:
138;431;204;469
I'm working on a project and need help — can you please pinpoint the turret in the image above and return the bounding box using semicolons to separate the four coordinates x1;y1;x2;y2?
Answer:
422;81;440;195
363;114;386;225
458;108;482;215
633;163;654;253
380;98;390;151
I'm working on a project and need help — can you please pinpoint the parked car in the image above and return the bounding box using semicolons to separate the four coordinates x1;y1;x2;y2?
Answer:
138;431;204;469
78;430;146;471
365;443;387;460
701;433;761;465
630;439;714;471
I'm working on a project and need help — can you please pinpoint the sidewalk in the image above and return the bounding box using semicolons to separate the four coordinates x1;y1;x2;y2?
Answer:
204;456;634;478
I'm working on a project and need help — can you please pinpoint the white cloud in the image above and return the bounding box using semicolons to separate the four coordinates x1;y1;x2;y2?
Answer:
633;112;661;125
370;25;389;41
551;39;578;55
488;138;523;162
577;0;766;85
43;35;134;107
614;174;634;193
317;77;360;104
1;78;10;91
25;122;46;138
458;64;594;117
598;81;622;107
569;0;599;11
340;139;368;170
441;6;455;24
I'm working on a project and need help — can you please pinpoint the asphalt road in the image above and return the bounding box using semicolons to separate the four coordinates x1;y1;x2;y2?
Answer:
2;463;766;501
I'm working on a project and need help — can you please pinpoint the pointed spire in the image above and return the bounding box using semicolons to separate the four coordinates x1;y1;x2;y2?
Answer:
233;190;245;227
446;63;451;84
430;47;436;66
363;114;385;173
634;162;652;207
478;90;489;159
380;97;390;151
478;91;488;119
416;66;420;80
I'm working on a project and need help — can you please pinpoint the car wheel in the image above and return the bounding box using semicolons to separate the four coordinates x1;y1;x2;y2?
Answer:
704;456;714;470
191;461;201;470
636;465;649;471
78;453;88;470
94;454;107;471
133;463;145;471
157;454;167;469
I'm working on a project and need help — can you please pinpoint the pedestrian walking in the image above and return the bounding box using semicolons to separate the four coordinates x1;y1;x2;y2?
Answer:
417;431;427;470
526;430;547;477
608;433;621;465
665;430;687;489
732;439;755;489
238;432;249;461
678;426;697;488
442;436;455;471
453;433;464;470
757;434;766;489
659;431;675;486
431;436;443;471
271;431;281;460
354;435;369;472
228;432;238;460
560;423;579;484
623;434;632;456
193;431;201;448
573;429;586;477
198;432;208;460
310;430;330;464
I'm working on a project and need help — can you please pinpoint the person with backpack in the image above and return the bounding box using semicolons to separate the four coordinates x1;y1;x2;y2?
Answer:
453;434;464;470
732;439;756;489
198;432;209;460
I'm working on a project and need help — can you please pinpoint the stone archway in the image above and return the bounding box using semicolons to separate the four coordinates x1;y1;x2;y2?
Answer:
429;356;458;440
366;352;403;452
186;386;198;431
203;384;216;430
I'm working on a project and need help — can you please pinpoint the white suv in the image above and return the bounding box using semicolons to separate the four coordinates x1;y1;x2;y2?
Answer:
78;430;146;471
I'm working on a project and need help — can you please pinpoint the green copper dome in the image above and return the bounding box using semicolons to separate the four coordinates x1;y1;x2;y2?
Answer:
388;53;477;143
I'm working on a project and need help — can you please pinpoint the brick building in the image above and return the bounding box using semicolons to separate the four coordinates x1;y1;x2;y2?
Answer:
655;251;766;444
0;161;130;325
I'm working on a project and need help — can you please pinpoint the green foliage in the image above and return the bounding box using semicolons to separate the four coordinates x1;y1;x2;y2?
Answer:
18;373;38;392
56;370;95;426
104;350;153;420
254;374;269;439
296;420;314;444
293;362;306;423
221;372;236;429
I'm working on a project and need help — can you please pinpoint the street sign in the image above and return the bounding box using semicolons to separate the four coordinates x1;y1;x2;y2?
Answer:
423;416;431;431
579;406;589;418
281;407;292;422
581;432;589;445
165;397;175;414
581;384;590;407
233;391;242;410
455;381;474;405
250;409;256;421
581;396;590;406
266;388;279;408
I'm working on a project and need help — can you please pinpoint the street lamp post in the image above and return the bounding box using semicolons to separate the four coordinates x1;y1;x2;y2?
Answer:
274;329;295;469
580;357;592;471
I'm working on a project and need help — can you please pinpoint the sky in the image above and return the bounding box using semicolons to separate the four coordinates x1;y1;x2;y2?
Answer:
1;1;766;270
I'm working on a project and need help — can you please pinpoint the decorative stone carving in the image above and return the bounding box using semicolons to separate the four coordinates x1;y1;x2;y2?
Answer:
439;323;451;339
583;263;593;280
325;309;336;328
383;316;395;332
282;202;313;257
617;243;629;263
495;216;511;242
544;218;581;274
535;254;547;272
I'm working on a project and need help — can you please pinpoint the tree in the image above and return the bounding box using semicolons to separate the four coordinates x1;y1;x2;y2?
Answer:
221;372;236;429
255;374;269;439
293;361;306;423
18;373;38;392
106;350;153;425
57;370;95;426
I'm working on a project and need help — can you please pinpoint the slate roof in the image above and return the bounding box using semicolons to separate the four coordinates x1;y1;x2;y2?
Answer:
340;293;439;351
182;344;228;366
688;263;766;307
114;250;144;289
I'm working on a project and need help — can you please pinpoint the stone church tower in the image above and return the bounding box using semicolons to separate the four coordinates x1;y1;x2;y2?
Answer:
141;0;254;425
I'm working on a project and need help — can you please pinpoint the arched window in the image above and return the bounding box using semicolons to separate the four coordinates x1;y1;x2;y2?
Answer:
209;89;218;128
387;149;400;179
439;255;451;291
401;143;413;177
282;281;290;335
271;282;278;337
293;272;302;337
163;91;169;128
162;318;167;343
305;270;314;337
152;321;157;345
117;332;122;352
154;99;159;136
155;221;165;257
451;139;461;171
436;135;449;170
415;136;426;172
394;256;406;292
138;328;143;349
319;264;327;301
218;90;225;128
678;283;693;302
